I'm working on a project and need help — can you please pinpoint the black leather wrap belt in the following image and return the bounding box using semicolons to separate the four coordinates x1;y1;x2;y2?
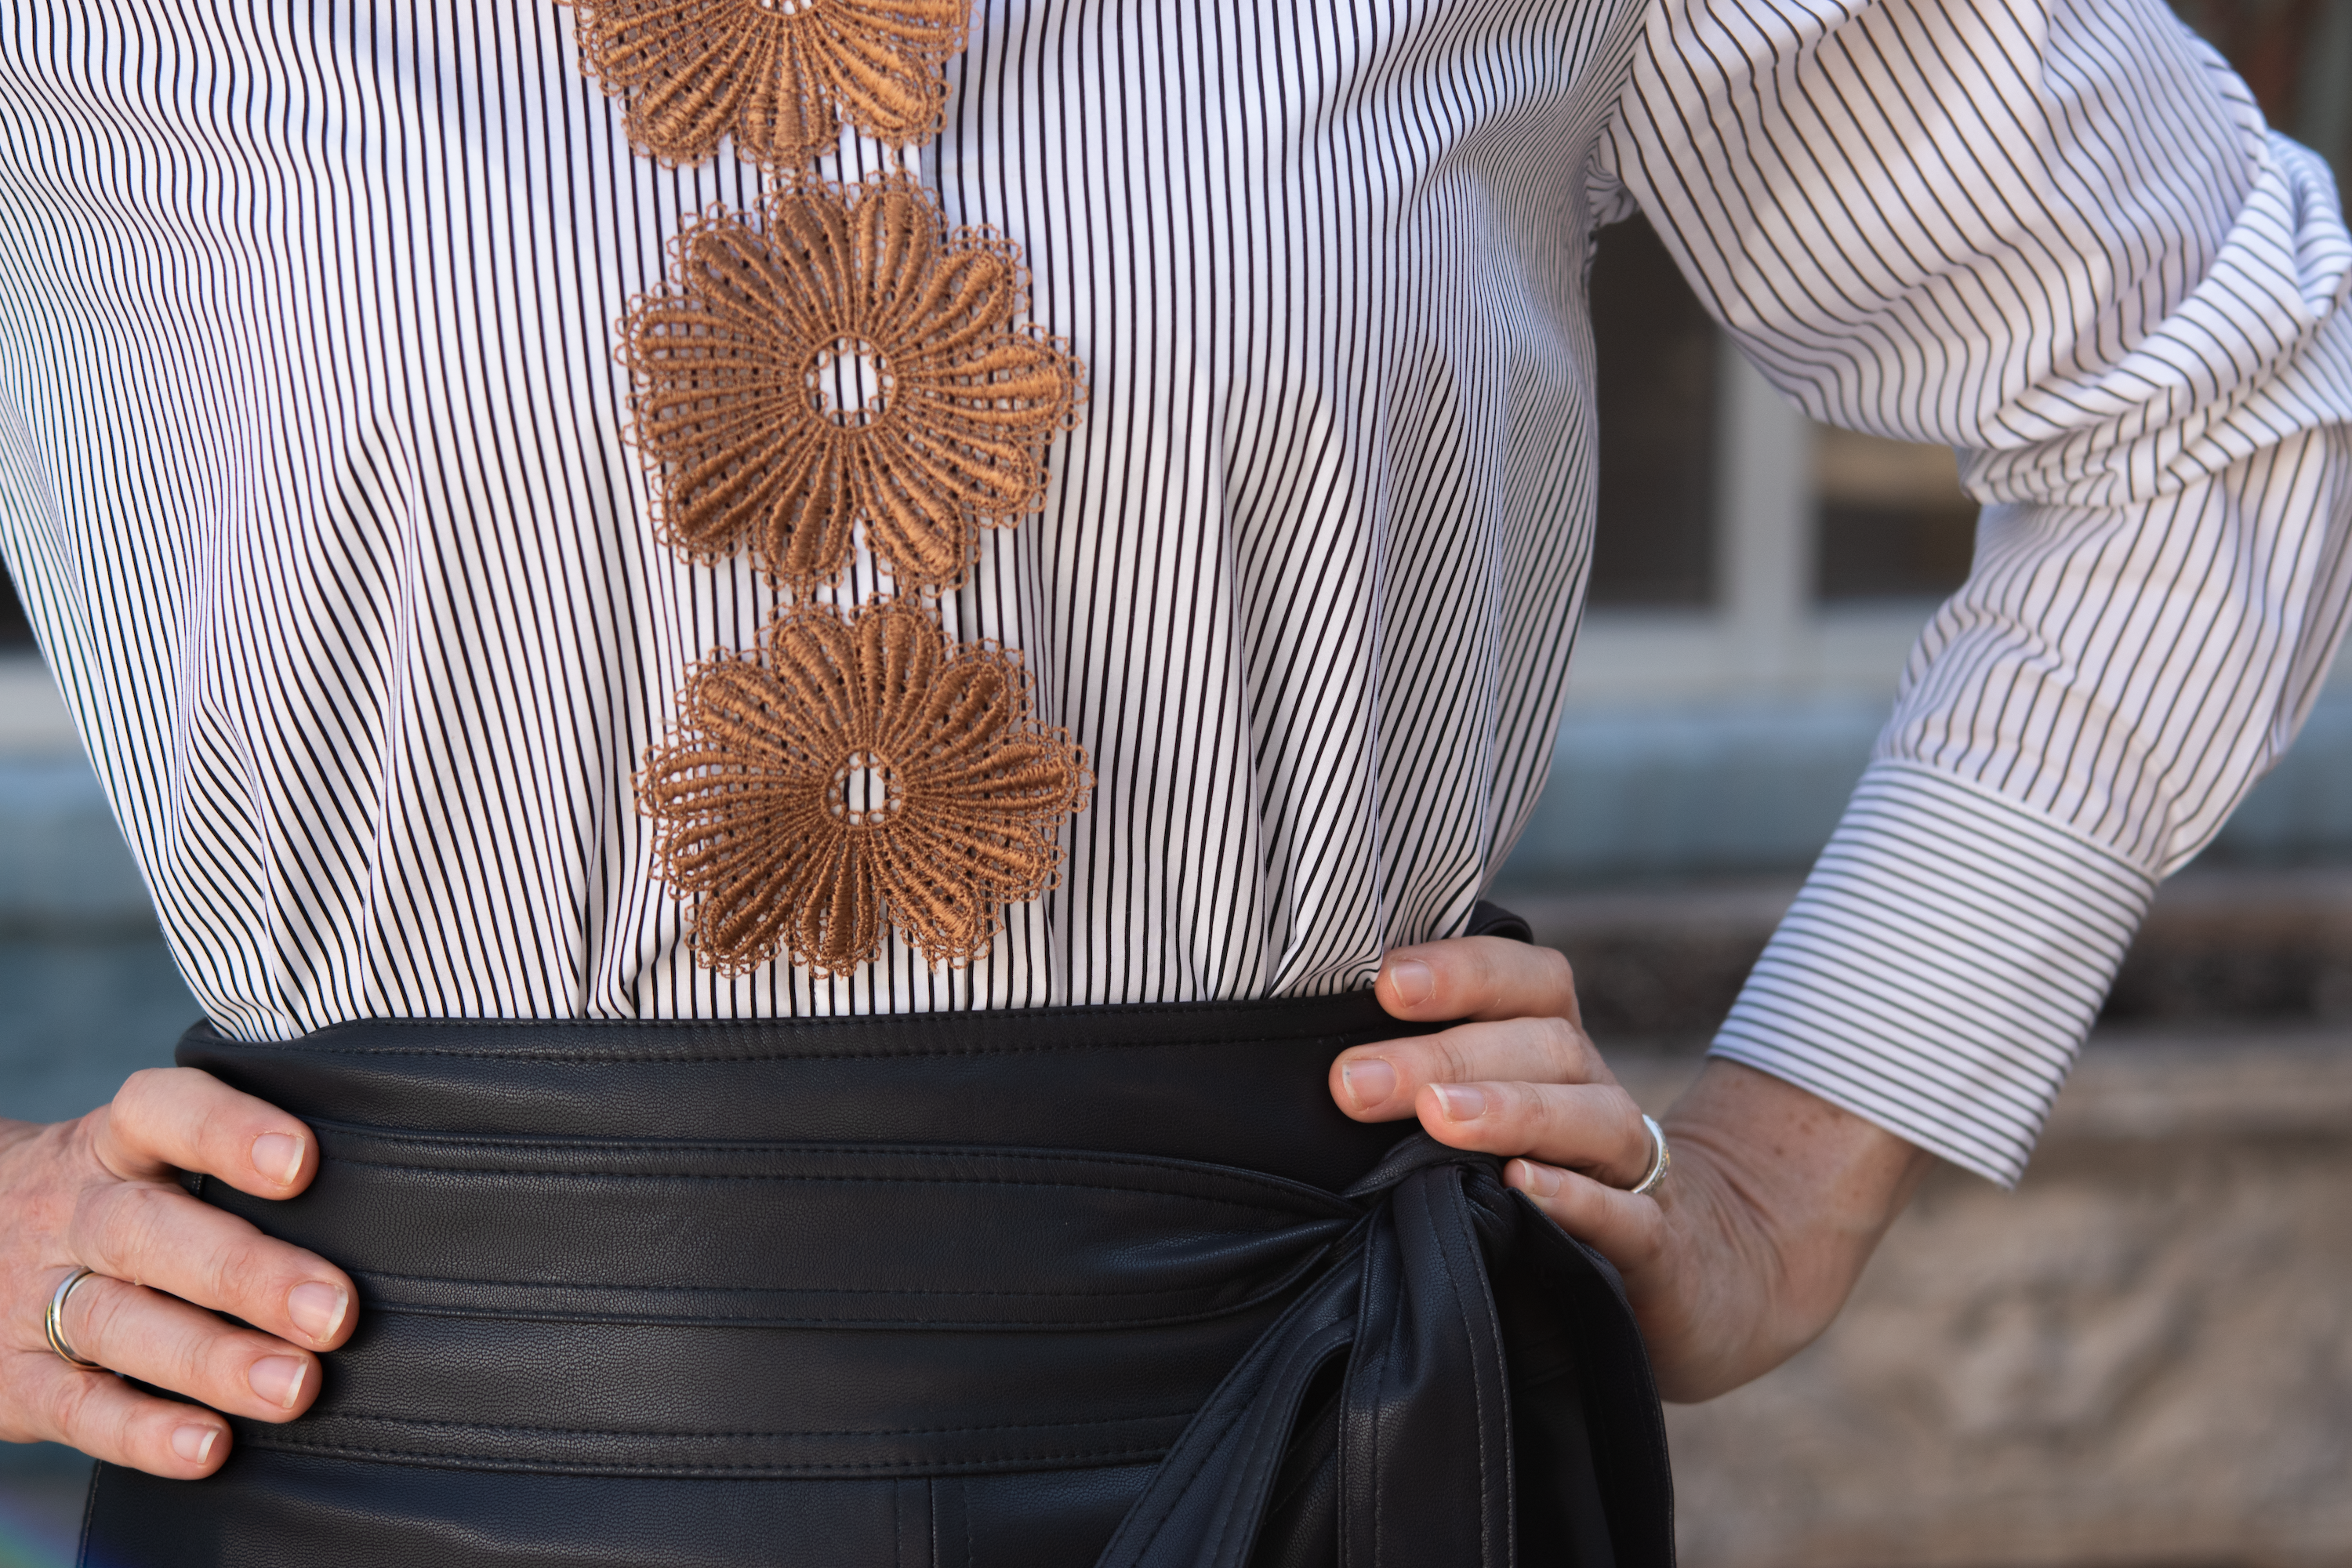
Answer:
85;992;1672;1567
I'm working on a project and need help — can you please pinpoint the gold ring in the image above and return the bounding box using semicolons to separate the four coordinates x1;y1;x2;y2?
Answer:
1628;1114;1671;1198
45;1267;103;1370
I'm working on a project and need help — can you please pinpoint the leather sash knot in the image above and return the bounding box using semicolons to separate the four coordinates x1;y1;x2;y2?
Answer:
1096;1134;1675;1568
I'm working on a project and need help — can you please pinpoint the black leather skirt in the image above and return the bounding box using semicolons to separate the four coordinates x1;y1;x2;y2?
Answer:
82;991;1672;1567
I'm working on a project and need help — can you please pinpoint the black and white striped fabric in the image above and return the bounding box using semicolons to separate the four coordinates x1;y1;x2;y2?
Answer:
0;0;2346;1185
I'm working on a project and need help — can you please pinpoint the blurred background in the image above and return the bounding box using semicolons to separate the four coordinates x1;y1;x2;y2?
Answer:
1;4;2349;1565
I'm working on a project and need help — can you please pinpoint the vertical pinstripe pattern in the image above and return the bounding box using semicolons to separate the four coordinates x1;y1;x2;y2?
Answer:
1;0;2347;1179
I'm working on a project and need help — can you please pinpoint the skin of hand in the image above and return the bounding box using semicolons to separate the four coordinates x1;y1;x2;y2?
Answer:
1330;935;1933;1403
0;1069;357;1476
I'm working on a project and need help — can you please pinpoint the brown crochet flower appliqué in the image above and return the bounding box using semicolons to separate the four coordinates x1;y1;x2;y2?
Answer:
568;0;972;168
619;173;1084;594
639;598;1092;974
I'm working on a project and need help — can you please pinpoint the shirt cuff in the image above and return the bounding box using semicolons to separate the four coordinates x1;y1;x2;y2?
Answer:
1709;761;2156;1187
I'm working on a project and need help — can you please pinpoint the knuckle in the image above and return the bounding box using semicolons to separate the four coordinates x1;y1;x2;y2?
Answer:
194;1330;261;1400
82;1181;176;1279
1432;1033;1475;1085
66;1103;111;1158
73;1276;129;1356
45;1367;102;1437
1617;1207;1669;1267
1532;946;1582;1022
159;1327;213;1397
1467;944;1508;1010
1463;1080;1531;1143
1610;1095;1652;1167
113;1067;164;1113
111;1068;181;1133
1516;1082;1570;1139
67;1185;122;1269
206;1236;281;1310
1530;1015;1582;1074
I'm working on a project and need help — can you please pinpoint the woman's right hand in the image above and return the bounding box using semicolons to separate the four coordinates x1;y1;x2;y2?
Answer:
0;1067;356;1477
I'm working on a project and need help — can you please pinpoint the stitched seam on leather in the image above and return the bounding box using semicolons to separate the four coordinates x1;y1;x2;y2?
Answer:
352;1267;1315;1300
318;1160;1338;1213
1109;1317;1358;1563
364;1305;1296;1329
315;1409;1196;1439
307;1135;1356;1207
324;1134;1310;1171
238;1437;1174;1472
1256;1374;1338;1523
197;998;1417;1059
1426;1174;1497;1567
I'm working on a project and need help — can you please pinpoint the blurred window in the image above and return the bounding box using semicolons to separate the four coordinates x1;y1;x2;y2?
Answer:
1585;215;1719;607
1586;1;2348;622
1813;430;1974;603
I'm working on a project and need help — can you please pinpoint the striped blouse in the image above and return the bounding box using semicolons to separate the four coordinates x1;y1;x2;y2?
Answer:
1;0;2347;1185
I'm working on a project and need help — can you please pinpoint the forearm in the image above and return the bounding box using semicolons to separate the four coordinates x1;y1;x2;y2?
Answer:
1643;1060;1932;1403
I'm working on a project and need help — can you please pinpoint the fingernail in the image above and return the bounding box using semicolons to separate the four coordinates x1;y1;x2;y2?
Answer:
1341;1059;1397;1110
171;1425;219;1465
1433;1084;1487;1122
249;1356;307;1410
1385;958;1434;1007
1509;1159;1563;1198
288;1282;348;1345
252;1132;303;1187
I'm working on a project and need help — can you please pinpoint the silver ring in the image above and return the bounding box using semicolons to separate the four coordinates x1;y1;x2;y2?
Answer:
1628;1114;1671;1198
45;1267;104;1370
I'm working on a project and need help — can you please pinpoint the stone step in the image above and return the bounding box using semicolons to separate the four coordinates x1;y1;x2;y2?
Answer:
1646;1021;2352;1567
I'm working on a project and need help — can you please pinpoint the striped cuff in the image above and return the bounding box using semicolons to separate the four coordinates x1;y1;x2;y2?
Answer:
1711;762;2155;1187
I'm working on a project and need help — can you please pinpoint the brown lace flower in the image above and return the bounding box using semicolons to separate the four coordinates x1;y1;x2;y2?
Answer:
567;0;971;169
638;599;1092;974
619;173;1084;594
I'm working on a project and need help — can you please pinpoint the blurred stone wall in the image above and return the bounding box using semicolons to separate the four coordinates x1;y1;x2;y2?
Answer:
1619;1036;2352;1568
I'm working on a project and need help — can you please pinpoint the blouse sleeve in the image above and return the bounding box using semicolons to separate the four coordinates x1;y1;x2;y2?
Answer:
1595;0;2352;1183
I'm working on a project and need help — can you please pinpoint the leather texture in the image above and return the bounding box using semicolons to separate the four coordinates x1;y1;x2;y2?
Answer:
83;989;1671;1567
1465;901;1537;944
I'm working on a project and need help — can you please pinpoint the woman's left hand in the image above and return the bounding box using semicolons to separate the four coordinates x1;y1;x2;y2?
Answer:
1328;936;1660;1228
1329;934;1932;1402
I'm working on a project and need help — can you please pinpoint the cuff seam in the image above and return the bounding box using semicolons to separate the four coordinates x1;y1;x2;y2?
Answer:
1859;757;2161;889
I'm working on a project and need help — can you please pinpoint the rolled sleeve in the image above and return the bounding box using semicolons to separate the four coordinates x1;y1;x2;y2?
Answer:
1600;0;2352;1179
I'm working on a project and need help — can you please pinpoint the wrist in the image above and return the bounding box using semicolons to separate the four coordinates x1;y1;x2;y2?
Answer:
1642;1061;1931;1400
